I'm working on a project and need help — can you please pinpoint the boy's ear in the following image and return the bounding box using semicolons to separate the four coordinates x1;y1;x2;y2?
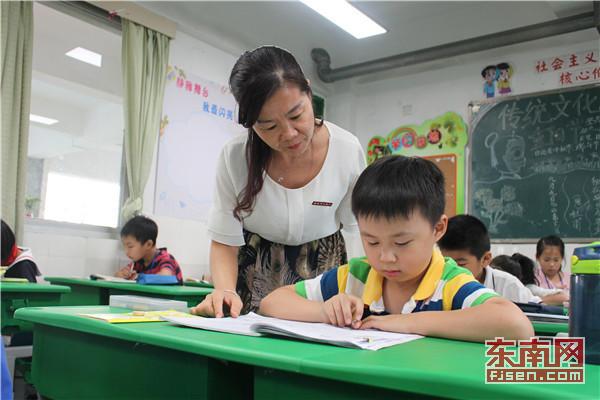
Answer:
433;215;448;242
481;251;493;268
143;239;154;248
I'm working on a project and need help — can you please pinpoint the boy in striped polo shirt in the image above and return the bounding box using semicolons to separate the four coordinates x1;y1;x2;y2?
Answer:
260;156;533;342
116;216;183;284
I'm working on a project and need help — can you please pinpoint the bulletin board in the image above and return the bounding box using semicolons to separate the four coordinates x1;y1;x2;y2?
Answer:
154;65;241;221
367;112;468;217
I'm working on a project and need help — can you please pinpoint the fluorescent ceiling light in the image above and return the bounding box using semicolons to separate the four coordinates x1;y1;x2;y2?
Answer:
300;0;386;39
30;114;59;125
65;46;102;67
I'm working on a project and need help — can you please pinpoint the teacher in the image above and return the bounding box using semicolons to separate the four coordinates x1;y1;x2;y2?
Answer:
192;46;365;317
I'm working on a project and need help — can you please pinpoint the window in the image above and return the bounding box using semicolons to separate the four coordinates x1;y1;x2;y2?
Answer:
26;2;123;228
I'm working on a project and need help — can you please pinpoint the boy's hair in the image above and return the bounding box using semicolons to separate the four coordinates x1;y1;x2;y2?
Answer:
438;214;490;259
1;220;16;265
120;216;158;246
536;235;565;258
351;155;445;225
490;255;522;281
511;253;538;286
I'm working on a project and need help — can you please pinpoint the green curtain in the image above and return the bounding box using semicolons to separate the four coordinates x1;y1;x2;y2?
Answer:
121;19;170;221
1;2;33;242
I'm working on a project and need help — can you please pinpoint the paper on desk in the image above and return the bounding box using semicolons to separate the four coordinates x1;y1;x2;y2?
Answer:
162;312;423;350
80;310;189;323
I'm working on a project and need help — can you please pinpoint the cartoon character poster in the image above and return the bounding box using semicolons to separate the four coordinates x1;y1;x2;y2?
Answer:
481;62;513;98
366;112;468;216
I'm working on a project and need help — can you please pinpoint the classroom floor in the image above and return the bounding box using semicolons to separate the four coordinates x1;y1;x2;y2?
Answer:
12;371;40;400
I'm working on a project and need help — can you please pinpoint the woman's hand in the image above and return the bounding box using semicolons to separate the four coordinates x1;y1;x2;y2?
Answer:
191;289;243;318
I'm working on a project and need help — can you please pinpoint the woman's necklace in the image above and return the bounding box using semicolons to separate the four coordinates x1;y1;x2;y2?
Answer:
275;139;316;184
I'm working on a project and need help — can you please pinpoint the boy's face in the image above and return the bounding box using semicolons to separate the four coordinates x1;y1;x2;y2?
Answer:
358;211;447;284
440;248;492;281
121;235;154;262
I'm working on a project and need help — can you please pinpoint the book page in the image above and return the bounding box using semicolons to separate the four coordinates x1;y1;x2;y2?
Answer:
161;314;262;336
249;314;422;350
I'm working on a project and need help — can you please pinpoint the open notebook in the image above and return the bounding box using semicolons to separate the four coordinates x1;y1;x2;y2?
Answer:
162;312;422;351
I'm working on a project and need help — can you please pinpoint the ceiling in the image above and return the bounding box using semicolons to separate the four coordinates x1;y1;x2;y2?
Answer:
138;1;596;81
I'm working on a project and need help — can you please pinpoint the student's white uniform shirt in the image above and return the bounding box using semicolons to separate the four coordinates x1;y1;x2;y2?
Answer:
526;284;563;297
483;266;542;303
208;121;366;246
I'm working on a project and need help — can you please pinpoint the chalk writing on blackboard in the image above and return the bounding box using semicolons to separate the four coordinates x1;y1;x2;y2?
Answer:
470;85;600;239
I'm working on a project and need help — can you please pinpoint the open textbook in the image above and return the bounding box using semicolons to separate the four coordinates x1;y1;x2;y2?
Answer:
162;312;423;351
89;274;137;283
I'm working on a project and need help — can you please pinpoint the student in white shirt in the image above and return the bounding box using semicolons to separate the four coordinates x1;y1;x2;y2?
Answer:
438;215;540;304
192;46;365;317
511;252;569;306
489;255;542;303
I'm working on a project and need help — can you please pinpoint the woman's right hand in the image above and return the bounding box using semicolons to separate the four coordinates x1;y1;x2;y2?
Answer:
191;289;243;318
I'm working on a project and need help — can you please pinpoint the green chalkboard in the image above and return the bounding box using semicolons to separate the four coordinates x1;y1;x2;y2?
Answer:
468;84;600;240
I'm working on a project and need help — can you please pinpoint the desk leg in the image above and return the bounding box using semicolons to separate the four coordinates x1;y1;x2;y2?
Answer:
254;367;431;400
32;324;252;400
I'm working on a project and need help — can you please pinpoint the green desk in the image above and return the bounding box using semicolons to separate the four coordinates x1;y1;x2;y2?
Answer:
15;306;600;400
184;280;214;289
0;283;70;335
45;277;212;307
532;321;569;336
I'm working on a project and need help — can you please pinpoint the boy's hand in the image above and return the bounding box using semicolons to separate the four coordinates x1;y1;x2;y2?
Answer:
358;314;415;333
115;266;133;279
320;293;364;328
190;289;243;318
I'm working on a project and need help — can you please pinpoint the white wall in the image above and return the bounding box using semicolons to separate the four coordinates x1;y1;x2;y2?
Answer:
23;227;123;279
326;33;598;271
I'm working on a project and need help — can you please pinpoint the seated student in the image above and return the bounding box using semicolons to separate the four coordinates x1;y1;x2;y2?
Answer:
490;255;522;280
511;252;568;306
260;156;533;342
438;214;541;304
115;216;183;284
535;235;570;291
1;219;41;282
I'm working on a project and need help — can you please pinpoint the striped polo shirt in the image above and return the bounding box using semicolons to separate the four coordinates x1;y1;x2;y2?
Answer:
295;248;498;314
131;248;183;284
